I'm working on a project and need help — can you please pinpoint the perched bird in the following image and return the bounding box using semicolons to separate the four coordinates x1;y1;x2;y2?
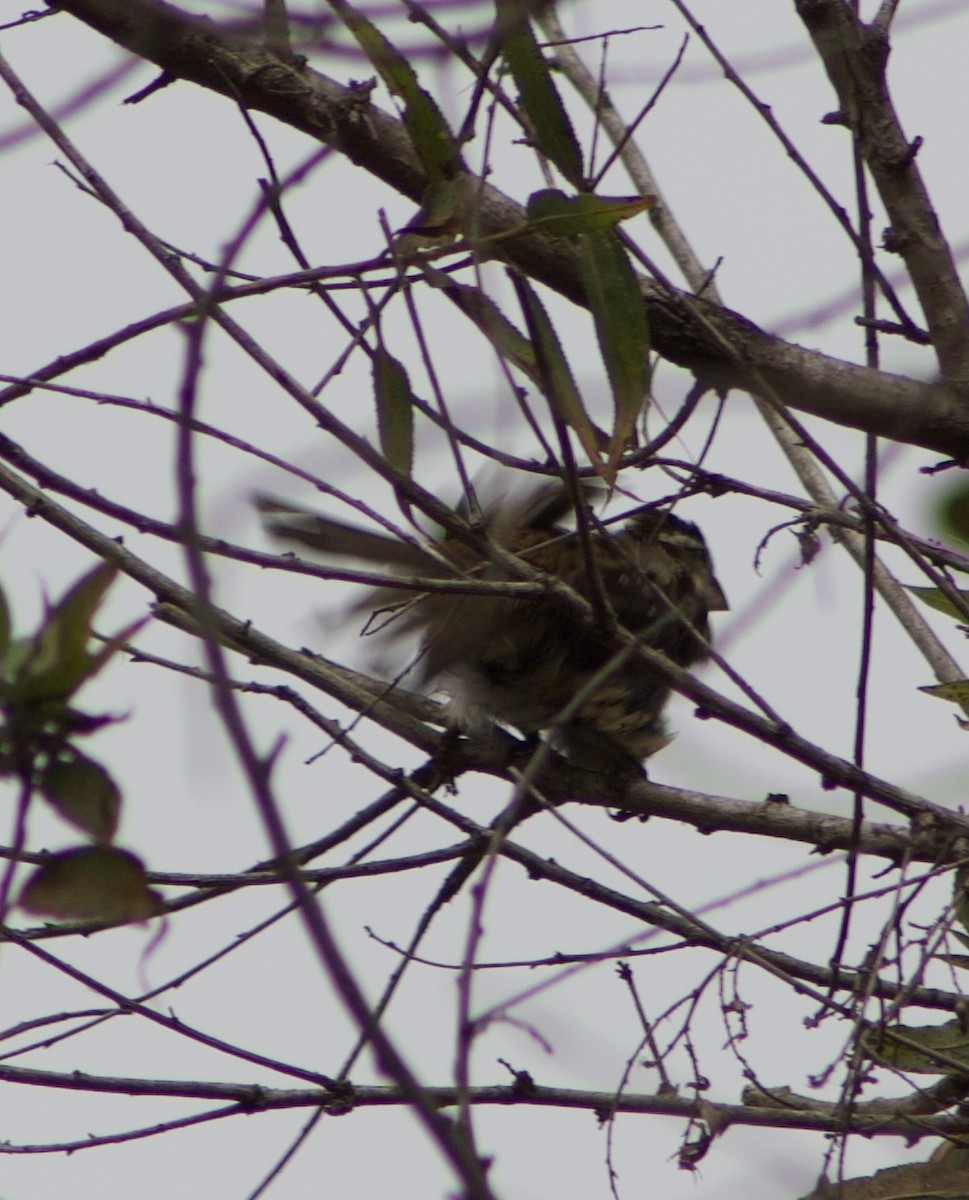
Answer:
256;482;727;769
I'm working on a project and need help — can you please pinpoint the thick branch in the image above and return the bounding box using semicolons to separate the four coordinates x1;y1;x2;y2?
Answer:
43;0;969;458
795;0;969;382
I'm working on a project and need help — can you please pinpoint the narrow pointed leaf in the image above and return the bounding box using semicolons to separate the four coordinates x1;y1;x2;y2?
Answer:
954;866;969;935
0;582;10;661
513;274;607;478
575;228;650;471
2;635;33;686
403;179;462;240
907;585;969;621
14;562;118;703
522;190;651;473
373;348;415;478
497;0;583;186
426;268;539;382
865;1020;969;1074
527;189;651;237
918;680;969;704
331;0;456;183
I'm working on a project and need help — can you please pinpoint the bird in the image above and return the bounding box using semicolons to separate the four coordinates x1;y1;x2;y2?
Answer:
256;481;727;770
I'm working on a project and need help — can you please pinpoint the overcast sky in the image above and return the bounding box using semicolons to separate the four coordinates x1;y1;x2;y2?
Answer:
2;2;969;1197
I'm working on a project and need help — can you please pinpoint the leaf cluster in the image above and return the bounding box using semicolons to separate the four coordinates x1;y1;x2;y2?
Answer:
0;563;160;924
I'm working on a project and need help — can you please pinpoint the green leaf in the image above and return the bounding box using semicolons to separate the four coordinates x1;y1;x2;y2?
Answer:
907;585;969;620
0;581;11;660
497;0;584;186
933;480;969;546
574;228;650;472
918;679;969;705
521;191;652;474
526;189;651;238
401;179;463;243
331;0;456;183
954;866;969;936
937;954;969;972
372;348;415;479
56;706;124;738
19;846;161;925
12;562;118;704
864;1020;969;1074
427;269;539;382
40;750;121;844
1;634;33;687
513;275;609;480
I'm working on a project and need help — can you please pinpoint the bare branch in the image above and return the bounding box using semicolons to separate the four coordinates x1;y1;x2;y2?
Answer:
38;0;969;456
795;0;969;380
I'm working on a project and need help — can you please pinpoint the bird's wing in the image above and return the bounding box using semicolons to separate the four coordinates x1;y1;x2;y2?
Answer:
255;494;441;573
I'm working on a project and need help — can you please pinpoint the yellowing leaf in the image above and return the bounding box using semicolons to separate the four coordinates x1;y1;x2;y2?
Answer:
526;189;652;237
919;679;969;704
865;1020;969;1074
40;751;120;844
20;847;161;925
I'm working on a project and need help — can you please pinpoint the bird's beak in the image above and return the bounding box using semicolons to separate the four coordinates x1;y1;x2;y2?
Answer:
705;576;729;612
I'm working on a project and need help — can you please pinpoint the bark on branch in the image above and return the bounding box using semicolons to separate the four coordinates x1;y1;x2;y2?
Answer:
43;0;969;457
796;0;969;382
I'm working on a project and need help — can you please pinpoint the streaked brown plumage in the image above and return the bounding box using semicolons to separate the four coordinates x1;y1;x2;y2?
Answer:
256;483;727;767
